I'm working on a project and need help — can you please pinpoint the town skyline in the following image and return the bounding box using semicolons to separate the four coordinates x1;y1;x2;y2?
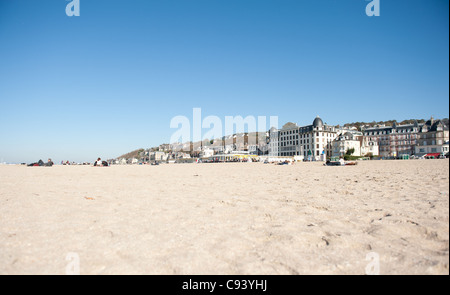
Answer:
113;114;449;164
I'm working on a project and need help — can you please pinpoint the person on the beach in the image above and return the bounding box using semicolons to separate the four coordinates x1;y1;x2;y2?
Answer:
27;159;44;167
94;158;103;166
44;159;54;167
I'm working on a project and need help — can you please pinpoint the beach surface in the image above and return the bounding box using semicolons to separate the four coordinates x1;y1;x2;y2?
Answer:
0;160;448;275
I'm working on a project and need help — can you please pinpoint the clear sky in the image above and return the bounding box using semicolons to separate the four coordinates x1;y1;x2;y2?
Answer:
0;0;448;163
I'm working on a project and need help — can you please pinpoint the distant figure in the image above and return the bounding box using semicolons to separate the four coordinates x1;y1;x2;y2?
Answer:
44;159;54;167
339;157;345;166
27;159;44;167
94;158;109;167
94;158;103;167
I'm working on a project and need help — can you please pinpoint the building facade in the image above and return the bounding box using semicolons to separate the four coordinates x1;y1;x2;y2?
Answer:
332;131;379;157
363;121;421;158
268;127;280;157
414;117;450;156
360;136;379;157
274;116;338;160
332;132;362;157
362;118;449;158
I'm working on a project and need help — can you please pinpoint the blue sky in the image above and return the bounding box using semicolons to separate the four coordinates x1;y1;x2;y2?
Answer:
0;0;448;163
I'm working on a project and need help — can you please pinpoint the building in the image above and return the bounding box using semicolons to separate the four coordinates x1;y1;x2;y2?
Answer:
116;158;127;165
363;121;421;158
442;141;450;156
332;131;379;157
414;117;450;157
360;136;379;157
268;127;280;157
159;144;172;152
199;147;215;158
279;122;301;157
150;151;168;162
275;116;338;161
332;132;362;157
248;144;258;155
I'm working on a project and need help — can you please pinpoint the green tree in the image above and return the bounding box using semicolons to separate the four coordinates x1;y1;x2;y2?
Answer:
346;148;355;156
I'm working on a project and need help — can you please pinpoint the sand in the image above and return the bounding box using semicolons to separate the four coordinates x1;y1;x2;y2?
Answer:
0;160;448;275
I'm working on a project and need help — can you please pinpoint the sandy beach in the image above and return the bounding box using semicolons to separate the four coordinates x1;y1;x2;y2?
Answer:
0;159;448;275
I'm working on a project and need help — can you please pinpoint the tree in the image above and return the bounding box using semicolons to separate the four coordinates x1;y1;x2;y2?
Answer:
346;148;355;156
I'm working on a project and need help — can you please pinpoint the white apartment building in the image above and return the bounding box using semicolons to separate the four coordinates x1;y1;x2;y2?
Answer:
332;132;361;157
150;151;168;162
332;131;379;157
199;147;215;158
360;136;379;157
276;116;338;161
